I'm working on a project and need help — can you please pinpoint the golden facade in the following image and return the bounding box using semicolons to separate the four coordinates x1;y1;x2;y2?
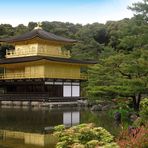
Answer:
0;27;95;100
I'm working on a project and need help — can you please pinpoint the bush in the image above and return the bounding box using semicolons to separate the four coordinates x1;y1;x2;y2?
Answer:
54;125;65;132
140;98;148;121
53;123;119;148
108;102;134;121
133;117;145;127
86;140;100;148
117;126;148;148
110;109;129;120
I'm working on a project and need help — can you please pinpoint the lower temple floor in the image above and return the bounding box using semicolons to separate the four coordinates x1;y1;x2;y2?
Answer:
0;79;82;102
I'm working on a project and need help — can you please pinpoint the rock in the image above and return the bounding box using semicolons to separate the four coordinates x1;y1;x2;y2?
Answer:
100;101;115;106
128;112;139;122
114;112;121;125
87;102;96;107
102;105;110;111
91;104;102;111
13;101;22;106
1;101;12;105
111;105;118;109
130;114;139;122
31;102;40;106
22;101;30;106
77;100;88;107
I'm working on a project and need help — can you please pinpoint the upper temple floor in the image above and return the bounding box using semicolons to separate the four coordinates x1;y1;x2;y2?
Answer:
0;28;77;59
5;38;71;58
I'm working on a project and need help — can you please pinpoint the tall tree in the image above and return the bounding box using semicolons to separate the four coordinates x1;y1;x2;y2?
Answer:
128;0;148;23
14;24;28;35
0;44;14;59
71;23;104;60
88;48;148;110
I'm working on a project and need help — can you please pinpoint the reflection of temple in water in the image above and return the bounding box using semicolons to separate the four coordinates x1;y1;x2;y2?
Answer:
0;108;80;132
63;111;80;126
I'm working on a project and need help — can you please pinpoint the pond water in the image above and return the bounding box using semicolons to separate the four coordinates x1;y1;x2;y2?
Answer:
0;106;121;147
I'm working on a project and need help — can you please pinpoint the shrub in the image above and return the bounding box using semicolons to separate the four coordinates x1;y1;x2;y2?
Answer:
72;143;85;148
53;123;119;148
108;101;135;124
140;98;148;121
86;140;100;148
117;126;148;148
54;125;65;132
133;117;145;127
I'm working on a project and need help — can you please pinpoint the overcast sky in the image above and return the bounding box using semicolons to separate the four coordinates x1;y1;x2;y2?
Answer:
0;0;142;26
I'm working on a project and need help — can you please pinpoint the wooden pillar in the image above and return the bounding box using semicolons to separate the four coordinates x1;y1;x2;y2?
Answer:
71;82;72;98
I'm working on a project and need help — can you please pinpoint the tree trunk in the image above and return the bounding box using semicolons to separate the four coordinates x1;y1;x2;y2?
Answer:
132;93;141;111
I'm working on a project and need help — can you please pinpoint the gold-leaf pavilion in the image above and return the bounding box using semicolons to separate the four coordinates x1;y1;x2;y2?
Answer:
0;26;95;102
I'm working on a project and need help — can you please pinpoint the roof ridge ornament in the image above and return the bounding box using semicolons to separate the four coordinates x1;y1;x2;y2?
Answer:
34;22;43;30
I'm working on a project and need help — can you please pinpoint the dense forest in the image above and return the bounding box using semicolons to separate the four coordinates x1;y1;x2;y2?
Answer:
0;0;148;110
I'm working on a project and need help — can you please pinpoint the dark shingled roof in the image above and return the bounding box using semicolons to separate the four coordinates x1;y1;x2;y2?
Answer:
0;56;96;65
0;29;77;44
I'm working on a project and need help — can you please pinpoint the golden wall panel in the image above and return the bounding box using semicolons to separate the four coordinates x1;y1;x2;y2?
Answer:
44;62;80;79
0;61;86;80
25;65;44;78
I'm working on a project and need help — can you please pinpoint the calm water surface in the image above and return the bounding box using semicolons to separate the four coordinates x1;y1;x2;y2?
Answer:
0;106;120;147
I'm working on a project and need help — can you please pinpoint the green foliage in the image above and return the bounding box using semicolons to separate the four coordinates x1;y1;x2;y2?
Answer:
140;98;148;120
128;0;148;23
54;125;65;132
71;23;103;60
0;44;14;58
133;117;145;127
108;101;134;122
132;97;148;127
87;47;148;110
86;140;100;148
14;24;28;35
72;143;85;148
53;123;119;148
0;24;14;38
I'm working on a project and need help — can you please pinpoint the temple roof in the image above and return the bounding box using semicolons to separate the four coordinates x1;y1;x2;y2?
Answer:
0;56;96;65
0;29;77;44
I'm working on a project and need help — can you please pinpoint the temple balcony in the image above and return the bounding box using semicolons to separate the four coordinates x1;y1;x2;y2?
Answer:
0;72;88;80
6;47;70;58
